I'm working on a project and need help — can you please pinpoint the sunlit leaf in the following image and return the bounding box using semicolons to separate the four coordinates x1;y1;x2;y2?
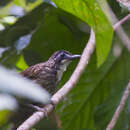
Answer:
0;110;12;127
16;54;29;71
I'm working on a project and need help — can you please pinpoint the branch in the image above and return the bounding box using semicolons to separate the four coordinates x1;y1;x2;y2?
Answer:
106;81;130;130
17;29;96;130
102;1;130;50
105;14;130;130
114;14;130;30
51;29;95;105
114;14;130;50
17;14;130;130
115;14;130;50
111;10;130;50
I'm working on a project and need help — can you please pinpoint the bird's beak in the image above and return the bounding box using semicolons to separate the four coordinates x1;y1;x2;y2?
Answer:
65;54;81;60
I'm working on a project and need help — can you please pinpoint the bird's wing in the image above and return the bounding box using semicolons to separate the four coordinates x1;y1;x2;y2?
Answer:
21;63;43;80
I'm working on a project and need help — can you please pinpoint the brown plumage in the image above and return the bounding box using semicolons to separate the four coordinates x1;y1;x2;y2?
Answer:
10;50;80;129
21;50;80;94
21;62;58;94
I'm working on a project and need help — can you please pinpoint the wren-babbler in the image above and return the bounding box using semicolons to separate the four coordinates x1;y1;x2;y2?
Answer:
21;50;80;94
11;50;80;129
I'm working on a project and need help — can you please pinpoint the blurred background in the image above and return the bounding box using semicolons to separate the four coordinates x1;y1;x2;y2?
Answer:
0;0;130;130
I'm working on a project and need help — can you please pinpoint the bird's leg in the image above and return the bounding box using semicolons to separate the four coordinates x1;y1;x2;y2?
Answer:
28;104;49;117
31;105;43;111
29;101;62;128
50;100;57;110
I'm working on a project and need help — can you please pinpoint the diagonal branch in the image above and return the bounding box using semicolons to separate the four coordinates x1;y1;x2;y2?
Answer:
17;13;130;130
51;29;95;105
101;1;130;50
17;29;95;130
114;14;130;51
106;81;130;130
114;14;130;30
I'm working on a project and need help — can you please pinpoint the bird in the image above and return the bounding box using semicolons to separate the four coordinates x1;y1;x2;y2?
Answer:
10;50;80;129
21;50;80;95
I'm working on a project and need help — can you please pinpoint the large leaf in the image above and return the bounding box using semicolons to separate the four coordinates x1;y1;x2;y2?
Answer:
0;3;52;67
24;4;89;65
56;44;130;130
0;3;52;47
52;0;113;66
0;3;89;67
0;1;129;130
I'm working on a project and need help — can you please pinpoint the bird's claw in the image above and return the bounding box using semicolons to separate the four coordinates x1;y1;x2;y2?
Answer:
50;100;56;110
31;105;48;117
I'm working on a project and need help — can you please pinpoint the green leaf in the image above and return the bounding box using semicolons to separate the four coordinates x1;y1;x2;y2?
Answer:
0;2;129;130
52;0;114;66
16;54;29;71
0;3;52;47
25;5;88;65
57;46;130;130
0;110;11;127
0;0;13;6
0;48;19;68
0;3;52;68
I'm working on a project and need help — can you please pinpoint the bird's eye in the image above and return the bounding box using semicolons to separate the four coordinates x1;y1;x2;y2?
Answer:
56;53;65;63
61;53;65;57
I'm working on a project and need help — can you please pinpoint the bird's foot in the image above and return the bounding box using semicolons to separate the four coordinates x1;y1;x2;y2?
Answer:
30;104;49;117
50;100;57;111
51;101;56;108
32;105;43;111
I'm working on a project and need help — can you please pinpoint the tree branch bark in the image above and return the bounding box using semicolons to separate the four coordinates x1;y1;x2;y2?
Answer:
17;29;95;130
106;81;130;130
114;14;130;30
17;13;130;130
114;14;130;50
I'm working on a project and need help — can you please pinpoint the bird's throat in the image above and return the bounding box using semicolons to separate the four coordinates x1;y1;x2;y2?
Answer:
57;62;70;82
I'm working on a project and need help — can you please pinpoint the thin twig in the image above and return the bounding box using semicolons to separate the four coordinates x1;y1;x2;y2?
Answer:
17;14;130;130
114;14;130;30
106;81;130;130
17;29;95;130
106;14;130;129
101;1;130;50
109;5;130;50
114;14;130;50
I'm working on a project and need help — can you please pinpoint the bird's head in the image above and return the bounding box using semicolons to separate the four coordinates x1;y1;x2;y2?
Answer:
48;50;80;71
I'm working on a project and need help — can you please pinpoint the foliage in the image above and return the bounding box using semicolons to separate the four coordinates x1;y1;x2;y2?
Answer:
0;0;129;130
